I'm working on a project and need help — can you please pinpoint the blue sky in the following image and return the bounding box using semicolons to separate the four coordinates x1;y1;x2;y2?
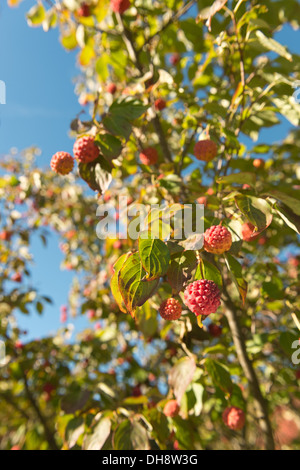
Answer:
0;1;299;340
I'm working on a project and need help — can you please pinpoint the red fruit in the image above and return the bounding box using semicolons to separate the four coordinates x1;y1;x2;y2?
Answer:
241;222;260;242
208;323;222;337
12;273;22;282
197;196;207;206
258;236;267;246
253;158;265;169
289;257;299;267
94;322;101;330
11;446;20;450
0;231;12;241
184;280;221;316
15;340;23;350
222;406;245;430
139;147;158;165
73;136;99;163
242;184;251;190
163;400;180;418
173;440;180;450
87;309;96;319
206;188;214;195
132;385;142;397
77;3;91;17
154;98;167;111
107;83;117;94
296;370;300;380
159;298;182;321
194;139;218;162
50;152;74;175
60;311;67;323
43;383;55;395
204;225;232;255
170;53;180;66
113;240;122;249
110;0;130;14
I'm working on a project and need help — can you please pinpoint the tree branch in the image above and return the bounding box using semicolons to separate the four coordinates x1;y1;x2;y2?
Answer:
22;371;59;450
223;291;275;450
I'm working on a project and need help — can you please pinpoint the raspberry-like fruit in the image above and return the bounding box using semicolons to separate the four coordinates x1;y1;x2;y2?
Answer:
159;298;182;321
140;147;158;165
77;3;91;17
107;83;117;94
222;406;245;430
154;98;166;111
204;225;232;254
184;280;221;316
241;222;260;242
50;152;74;175
110;0;130;14
0;231;12;241
73;136;99;163
193;139;218;162
163;400;180;417
12;272;22;283
208;323;222;337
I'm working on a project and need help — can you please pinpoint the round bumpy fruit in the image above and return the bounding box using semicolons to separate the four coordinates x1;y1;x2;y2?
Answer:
222;406;245;430
163;400;180;418
184;280;221;316
73;136;99;163
204;225;232;254
139;147;158;166
159;298;182;321
50;152;74;175
193;139;218;162
110;0;130;14
154;98;166;111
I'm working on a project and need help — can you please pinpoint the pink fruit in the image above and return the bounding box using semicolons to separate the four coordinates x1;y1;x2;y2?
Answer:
253;158;265;169
139;147;158;165
204;225;232;254
110;0;130;14
163;400;180;417
154;98;166;111
12;273;22;282
73;136;99;163
208;323;222;337
77;3;91;17
159;298;182;321
222;406;245;430
184;280;221;316
107;83;117;94
170;53;180;66
50;152;74;175
193;139;218;162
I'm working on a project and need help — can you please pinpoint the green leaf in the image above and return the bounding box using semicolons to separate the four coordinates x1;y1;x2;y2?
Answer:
83;417;111;450
110;254;129;313
138;235;170;280
224;253;247;305
36;301;43;315
118;252;159;317
217;172;256;187
205;358;233;393
109;97;148;120
255;30;292;62
168;357;196;404
235;195;272;231
194;258;223;288
167;249;197;294
65;417;85;449
262;186;300;216
95;54;109;82
136;302;158;339
143;408;169;449
102;114;132;140
27;4;46;26
95;134;123;161
274;203;300;234
113;419;149;450
78;158;112;194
